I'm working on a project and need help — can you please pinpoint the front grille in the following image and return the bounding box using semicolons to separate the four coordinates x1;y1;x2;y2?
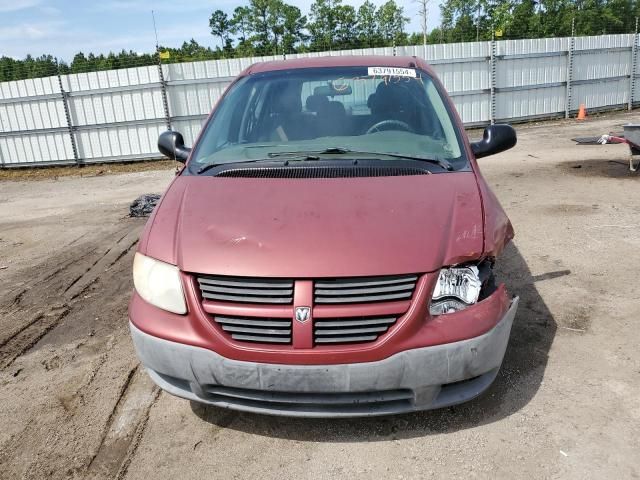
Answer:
196;273;420;347
201;385;414;415
215;166;429;179
197;275;294;304
314;275;418;304
314;316;398;344
214;315;292;344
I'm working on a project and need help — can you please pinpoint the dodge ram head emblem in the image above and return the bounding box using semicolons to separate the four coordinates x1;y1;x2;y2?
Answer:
295;306;311;323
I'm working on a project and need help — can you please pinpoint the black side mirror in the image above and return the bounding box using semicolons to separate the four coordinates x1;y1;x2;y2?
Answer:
471;124;517;159
158;130;191;163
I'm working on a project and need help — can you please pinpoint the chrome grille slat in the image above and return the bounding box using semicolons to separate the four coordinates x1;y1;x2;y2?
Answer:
314;282;415;295
199;285;294;296
216;317;291;327
202;293;293;303
197;275;294;304
313;316;399;344
315;326;389;335
315;276;418;288
314;317;396;327
198;278;293;288
213;315;292;344
221;325;292;335
315;291;413;303
314;274;418;305
316;335;378;343
232;334;291;343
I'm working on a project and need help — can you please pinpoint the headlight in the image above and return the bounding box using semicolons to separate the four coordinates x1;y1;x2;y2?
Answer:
133;252;187;314
429;265;482;315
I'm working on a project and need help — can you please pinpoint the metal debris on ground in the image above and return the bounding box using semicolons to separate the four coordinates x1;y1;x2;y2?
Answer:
572;124;640;171
129;194;161;217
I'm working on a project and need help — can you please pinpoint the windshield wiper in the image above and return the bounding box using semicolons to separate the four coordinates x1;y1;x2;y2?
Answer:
267;147;454;171
196;157;277;174
195;155;322;174
196;147;453;174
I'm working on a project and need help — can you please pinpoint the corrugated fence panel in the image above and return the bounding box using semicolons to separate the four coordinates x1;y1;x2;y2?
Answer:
61;66;166;162
495;38;568;120
69;88;165;125
415;41;492;124
571;35;633;110
64;66;160;91
0;132;74;166
75;123;165;162
573;34;634;51
167;81;229;118
0;75;74;165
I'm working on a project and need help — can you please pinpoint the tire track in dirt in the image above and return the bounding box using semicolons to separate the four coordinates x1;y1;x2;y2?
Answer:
0;219;162;479
64;229;140;301
0;225;139;373
86;365;160;480
0;306;69;369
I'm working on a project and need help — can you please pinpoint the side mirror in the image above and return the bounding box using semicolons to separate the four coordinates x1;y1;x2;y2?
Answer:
471;124;517;159
158;130;191;163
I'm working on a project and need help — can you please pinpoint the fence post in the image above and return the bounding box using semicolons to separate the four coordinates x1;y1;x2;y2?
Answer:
565;20;575;119
157;54;172;131
490;34;496;125
57;72;81;165
629;20;638;111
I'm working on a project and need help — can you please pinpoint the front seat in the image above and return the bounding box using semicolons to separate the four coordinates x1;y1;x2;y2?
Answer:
367;81;414;125
306;95;347;138
262;83;305;141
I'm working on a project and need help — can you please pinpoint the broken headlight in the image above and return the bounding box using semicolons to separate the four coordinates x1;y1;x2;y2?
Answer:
429;265;482;315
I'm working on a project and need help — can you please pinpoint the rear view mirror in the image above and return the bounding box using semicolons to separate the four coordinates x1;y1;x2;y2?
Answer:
471;124;517;159
158;130;191;163
314;84;353;96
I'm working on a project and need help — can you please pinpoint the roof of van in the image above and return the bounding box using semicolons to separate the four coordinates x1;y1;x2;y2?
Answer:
244;55;432;75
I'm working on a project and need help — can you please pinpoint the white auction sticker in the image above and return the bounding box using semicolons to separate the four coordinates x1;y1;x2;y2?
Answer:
367;67;417;78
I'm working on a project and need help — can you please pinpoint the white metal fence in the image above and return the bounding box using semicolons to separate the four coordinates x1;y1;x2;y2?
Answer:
1;34;638;167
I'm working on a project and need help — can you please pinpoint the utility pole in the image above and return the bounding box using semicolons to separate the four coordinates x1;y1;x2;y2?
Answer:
414;0;429;49
476;2;481;41
152;10;171;131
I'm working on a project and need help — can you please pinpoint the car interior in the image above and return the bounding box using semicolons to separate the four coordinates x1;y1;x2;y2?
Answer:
248;78;446;143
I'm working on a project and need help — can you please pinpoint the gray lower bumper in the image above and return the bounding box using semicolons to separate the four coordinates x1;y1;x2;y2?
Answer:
130;297;518;417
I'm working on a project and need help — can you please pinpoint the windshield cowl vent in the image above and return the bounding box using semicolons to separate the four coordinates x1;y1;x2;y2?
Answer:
214;166;430;179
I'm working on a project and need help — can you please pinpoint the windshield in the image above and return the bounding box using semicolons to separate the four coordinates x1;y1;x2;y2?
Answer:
189;66;467;171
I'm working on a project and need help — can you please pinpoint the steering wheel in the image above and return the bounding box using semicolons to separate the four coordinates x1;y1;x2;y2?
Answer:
366;119;413;135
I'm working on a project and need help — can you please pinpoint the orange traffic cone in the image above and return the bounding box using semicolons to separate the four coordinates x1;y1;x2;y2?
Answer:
577;103;587;120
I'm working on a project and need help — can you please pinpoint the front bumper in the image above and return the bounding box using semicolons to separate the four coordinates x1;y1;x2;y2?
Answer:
129;297;518;417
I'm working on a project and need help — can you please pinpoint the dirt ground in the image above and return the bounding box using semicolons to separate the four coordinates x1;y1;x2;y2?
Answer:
1;112;639;479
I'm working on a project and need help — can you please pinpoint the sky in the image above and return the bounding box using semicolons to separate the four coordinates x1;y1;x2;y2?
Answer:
0;0;442;61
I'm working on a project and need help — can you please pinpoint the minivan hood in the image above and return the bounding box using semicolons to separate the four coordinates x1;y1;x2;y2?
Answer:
143;173;484;277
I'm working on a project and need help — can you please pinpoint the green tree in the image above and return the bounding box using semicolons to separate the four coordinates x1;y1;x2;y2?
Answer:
377;0;409;45
249;0;272;54
334;4;358;49
308;0;337;50
281;4;308;53
209;10;232;49
357;0;381;47
309;0;358;50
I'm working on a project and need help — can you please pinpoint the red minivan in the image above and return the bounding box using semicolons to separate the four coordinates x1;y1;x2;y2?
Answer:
129;56;519;417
